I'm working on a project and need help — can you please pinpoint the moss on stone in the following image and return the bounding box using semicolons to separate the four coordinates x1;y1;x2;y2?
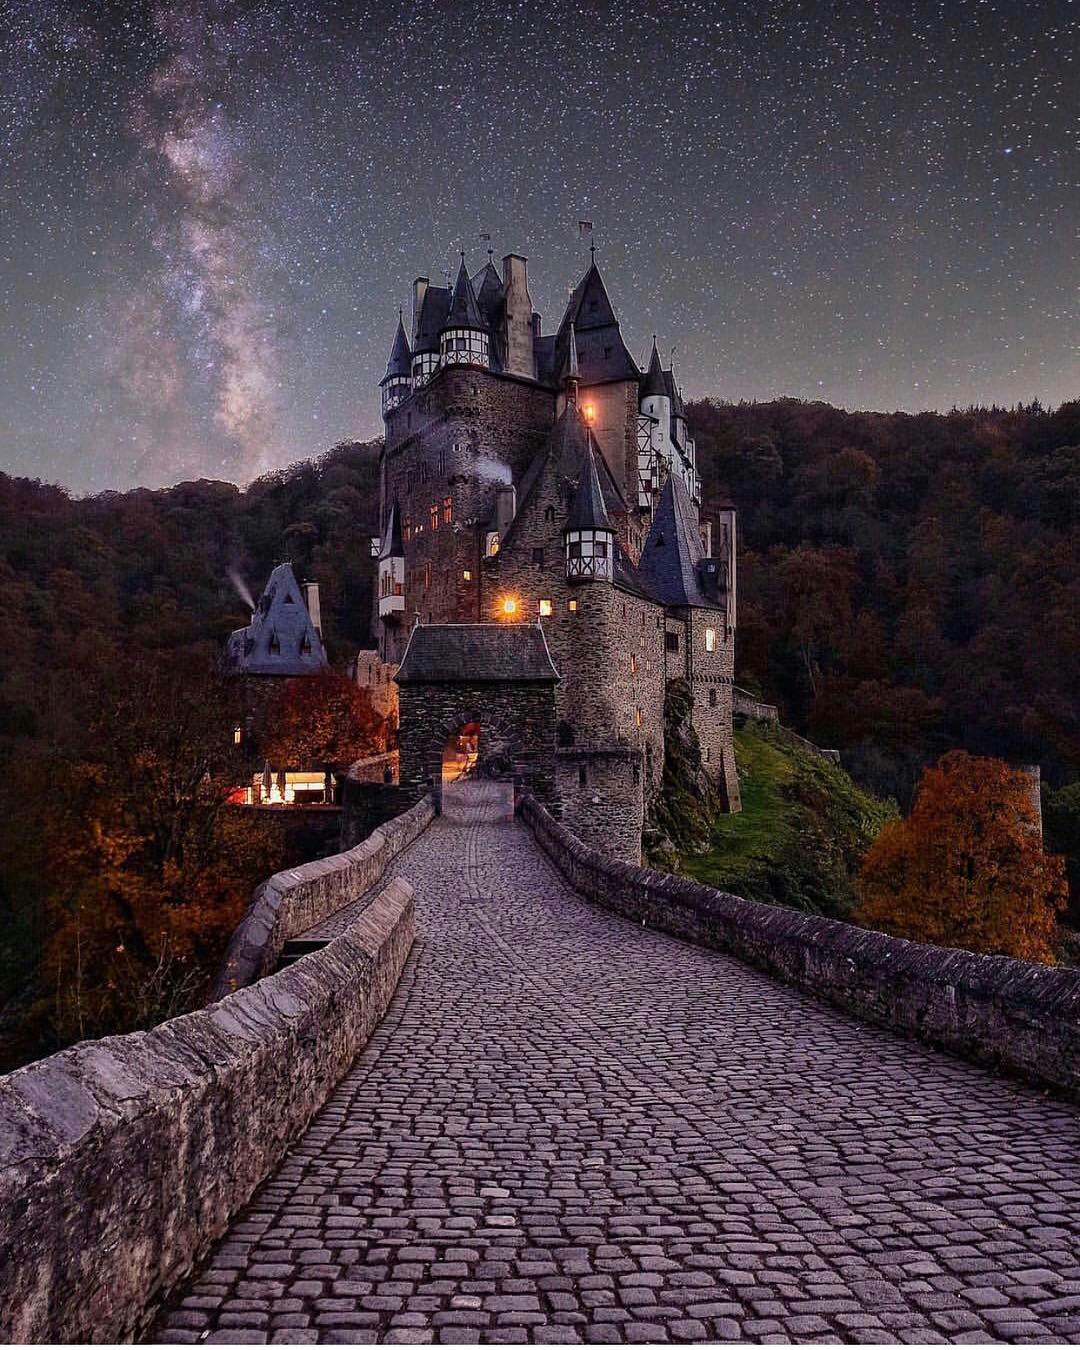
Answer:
653;709;896;920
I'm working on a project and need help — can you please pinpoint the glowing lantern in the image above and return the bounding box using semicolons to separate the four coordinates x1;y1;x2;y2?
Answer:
500;595;519;618
582;402;596;423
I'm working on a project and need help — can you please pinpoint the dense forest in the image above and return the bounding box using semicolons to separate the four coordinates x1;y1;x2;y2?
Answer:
1;397;1077;1066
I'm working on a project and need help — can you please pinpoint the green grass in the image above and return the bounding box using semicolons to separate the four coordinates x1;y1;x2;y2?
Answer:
681;721;896;919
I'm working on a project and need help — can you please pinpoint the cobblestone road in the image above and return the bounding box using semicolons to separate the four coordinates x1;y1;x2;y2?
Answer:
156;782;1080;1345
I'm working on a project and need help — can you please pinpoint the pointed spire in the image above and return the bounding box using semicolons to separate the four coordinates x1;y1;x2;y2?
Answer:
446;254;484;329
382;313;412;383
565;437;613;534
641;336;667;399
380;500;405;559
565;320;580;404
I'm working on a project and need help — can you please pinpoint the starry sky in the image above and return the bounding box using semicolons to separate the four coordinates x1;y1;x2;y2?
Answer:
1;0;1076;494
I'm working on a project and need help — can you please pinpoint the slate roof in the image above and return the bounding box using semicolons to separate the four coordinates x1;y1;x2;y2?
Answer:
223;562;328;676
549;263;640;386
565;439;613;532
380;500;404;559
472;261;504;325
413;285;450;352
641;341;667;399
395;623;560;684
445;257;485;329
636;472;713;608
382;316;411;383
664;367;686;420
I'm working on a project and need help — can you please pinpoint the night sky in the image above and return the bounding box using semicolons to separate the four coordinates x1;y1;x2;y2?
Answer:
1;0;1076;494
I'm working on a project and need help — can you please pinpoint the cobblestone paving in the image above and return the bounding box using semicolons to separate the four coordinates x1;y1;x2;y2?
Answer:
156;782;1080;1345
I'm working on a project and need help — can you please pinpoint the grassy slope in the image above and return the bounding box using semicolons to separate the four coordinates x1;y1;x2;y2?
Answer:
681;721;897;919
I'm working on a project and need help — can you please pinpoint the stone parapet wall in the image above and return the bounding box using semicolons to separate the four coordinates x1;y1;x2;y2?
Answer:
520;796;1080;1098
0;877;416;1345
733;685;780;722
347;749;401;784
213;794;433;996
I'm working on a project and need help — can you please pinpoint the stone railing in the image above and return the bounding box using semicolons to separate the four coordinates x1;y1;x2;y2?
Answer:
732;685;780;722
0;876;416;1345
520;796;1080;1099
213;793;433;996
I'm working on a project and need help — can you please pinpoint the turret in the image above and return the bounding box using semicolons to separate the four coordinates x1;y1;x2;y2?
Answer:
565;322;581;406
565;438;615;582
381;312;412;414
440;255;490;368
377;501;406;621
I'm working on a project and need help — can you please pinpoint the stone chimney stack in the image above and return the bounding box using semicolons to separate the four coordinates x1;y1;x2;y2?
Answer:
495;484;517;536
501;254;535;380
303;581;322;637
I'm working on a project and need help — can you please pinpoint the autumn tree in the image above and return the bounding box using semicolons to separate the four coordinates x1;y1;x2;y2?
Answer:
259;668;388;771
854;751;1067;962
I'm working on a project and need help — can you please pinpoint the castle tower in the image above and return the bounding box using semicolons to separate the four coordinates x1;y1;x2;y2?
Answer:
501;253;536;379
564;437;615;582
381;313;412;416
377;501;406;660
440;256;490;369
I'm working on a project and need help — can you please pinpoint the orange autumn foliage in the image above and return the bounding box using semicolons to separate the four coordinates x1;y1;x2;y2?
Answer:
259;668;388;770
855;751;1067;963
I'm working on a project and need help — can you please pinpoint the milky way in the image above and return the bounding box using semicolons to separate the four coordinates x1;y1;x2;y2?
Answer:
1;0;1076;493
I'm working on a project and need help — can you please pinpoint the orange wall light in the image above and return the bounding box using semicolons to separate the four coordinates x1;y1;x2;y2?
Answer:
499;595;519;618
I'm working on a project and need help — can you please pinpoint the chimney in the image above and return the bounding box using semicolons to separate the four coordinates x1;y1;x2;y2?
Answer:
303;581;322;637
495;484;517;536
501;254;534;378
411;276;429;343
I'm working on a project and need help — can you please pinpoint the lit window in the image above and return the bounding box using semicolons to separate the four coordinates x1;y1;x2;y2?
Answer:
539;599;553;617
233;724;242;745
635;707;643;727
443;496;453;524
568;599;578;612
705;628;716;652
430;503;439;531
463;569;472;581
630;654;637;674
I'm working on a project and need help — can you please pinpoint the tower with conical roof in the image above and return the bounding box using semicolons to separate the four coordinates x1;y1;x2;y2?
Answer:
439;255;490;369
381;313;412;415
564;438;615;582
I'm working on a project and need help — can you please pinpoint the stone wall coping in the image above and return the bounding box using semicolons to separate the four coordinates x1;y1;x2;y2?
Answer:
212;793;434;997
0;875;416;1344
520;795;1080;1097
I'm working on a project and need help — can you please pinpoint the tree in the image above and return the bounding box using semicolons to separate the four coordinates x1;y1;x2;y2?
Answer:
259;669;388;771
854;751;1067;963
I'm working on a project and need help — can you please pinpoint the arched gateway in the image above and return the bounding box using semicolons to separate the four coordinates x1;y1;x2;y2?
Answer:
394;622;560;814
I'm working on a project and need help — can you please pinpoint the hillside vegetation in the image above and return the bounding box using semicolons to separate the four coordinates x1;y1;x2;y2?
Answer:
678;719;897;920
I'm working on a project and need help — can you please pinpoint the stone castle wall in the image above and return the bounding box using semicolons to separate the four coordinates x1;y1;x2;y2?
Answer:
521;794;1080;1099
212;795;433;996
0;874;416;1345
397;678;558;812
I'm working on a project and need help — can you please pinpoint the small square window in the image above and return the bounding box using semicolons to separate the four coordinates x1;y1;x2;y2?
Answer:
463;569;472;581
539;599;553;617
568;600;578;612
665;631;679;653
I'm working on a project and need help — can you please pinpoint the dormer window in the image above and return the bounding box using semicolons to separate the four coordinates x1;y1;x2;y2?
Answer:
269;632;281;656
300;634;311;656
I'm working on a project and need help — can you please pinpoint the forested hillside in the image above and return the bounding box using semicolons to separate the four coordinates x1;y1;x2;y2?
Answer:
1;397;1077;1065
692;398;1080;805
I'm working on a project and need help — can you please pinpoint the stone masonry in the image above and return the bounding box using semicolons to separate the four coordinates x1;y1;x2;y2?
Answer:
155;782;1080;1346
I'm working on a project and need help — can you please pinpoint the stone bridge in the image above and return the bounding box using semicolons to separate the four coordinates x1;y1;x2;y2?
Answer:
149;781;1080;1345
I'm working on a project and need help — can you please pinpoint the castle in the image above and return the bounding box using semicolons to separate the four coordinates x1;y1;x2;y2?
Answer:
371;249;740;860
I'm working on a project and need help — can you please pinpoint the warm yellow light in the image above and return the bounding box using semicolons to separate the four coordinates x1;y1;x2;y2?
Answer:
501;596;518;617
582;403;596;423
539;599;553;617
